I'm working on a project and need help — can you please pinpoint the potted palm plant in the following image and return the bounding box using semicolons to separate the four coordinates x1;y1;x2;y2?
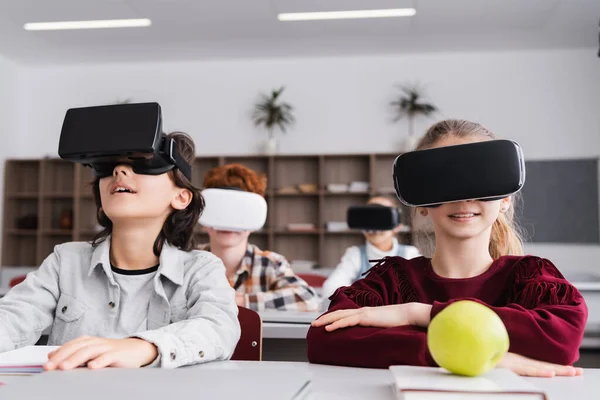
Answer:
252;86;295;154
390;84;437;151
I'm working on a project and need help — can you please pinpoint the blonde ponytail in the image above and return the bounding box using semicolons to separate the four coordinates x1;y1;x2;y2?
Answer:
489;199;524;258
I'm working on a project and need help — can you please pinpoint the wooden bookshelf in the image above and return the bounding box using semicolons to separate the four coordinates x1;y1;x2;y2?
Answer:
2;153;413;269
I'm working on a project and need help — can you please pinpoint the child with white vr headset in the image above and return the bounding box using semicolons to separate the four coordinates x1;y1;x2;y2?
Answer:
198;164;320;312
322;196;420;299
0;104;240;370
308;119;587;378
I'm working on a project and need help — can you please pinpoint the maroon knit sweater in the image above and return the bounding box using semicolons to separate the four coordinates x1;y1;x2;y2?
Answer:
307;256;588;368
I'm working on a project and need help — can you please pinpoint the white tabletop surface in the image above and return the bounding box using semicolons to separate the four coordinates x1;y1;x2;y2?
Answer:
262;322;311;339
259;311;319;339
170;361;600;400
258;311;321;323
1;361;598;399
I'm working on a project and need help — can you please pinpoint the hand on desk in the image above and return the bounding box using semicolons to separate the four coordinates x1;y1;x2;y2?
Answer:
43;337;158;370
498;352;583;378
311;303;432;332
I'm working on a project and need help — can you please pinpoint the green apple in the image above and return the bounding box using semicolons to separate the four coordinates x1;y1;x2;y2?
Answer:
427;300;509;377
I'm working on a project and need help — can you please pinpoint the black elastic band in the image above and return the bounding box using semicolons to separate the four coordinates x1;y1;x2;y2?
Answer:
164;138;192;181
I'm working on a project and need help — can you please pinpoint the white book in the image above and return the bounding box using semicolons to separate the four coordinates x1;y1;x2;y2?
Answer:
326;221;349;232
348;181;370;192
0;346;59;367
389;366;547;400
287;223;316;231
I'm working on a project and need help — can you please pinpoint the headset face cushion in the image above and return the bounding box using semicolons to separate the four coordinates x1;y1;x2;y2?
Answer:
91;161;175;178
199;188;267;232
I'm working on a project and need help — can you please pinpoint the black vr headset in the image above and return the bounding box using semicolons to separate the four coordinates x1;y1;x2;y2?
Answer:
347;205;401;232
393;139;525;207
58;102;192;181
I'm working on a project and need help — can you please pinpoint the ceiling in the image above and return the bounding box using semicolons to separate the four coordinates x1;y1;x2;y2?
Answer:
0;0;598;64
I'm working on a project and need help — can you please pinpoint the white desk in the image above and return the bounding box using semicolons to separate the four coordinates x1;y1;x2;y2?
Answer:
263;322;310;339
1;361;599;399
260;311;317;340
203;362;600;400
259;311;317;361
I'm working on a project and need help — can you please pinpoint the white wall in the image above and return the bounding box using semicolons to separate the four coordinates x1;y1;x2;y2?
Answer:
16;48;600;159
0;55;19;263
0;56;18;133
12;48;600;276
0;54;18;158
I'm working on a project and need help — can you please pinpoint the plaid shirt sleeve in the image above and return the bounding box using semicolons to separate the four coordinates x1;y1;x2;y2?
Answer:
246;255;320;312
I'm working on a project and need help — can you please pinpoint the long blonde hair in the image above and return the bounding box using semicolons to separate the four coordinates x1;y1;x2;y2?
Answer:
413;119;524;258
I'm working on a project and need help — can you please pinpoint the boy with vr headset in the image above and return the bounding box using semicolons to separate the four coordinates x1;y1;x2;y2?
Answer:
0;103;240;370
321;196;420;299
198;164;320;312
308;119;587;378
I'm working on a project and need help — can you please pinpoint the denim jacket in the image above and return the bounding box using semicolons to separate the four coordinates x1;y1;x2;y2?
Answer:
0;237;241;368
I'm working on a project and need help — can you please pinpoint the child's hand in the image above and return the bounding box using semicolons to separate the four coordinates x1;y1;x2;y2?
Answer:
498;352;583;377
44;336;158;370
311;304;420;332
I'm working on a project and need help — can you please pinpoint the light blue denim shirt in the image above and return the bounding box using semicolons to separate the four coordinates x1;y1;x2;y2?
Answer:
0;237;241;368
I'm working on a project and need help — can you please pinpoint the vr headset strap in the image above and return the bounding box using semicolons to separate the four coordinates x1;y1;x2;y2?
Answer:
165;137;192;181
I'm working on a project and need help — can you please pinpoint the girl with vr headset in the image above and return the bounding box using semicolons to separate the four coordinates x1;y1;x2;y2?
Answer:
307;119;587;378
0;132;240;370
199;164;320;312
321;196;420;299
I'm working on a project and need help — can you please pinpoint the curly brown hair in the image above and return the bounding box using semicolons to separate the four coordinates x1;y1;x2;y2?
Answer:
91;131;204;255
203;163;267;196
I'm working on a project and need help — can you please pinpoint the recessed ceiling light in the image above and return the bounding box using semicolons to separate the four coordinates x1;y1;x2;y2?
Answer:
277;8;416;21
23;18;152;31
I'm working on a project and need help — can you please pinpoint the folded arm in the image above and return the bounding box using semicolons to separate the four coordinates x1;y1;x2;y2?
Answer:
307;260;435;368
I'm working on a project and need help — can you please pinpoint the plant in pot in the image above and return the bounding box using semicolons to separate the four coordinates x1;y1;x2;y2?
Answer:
390;83;437;151
252;86;295;154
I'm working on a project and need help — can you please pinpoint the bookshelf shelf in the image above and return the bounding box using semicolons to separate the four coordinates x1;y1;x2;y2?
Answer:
2;152;412;269
6;229;37;236
6;193;39;199
42;229;73;236
43;193;74;199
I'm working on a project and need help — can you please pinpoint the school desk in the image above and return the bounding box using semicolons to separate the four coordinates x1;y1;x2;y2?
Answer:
0;361;598;400
260;311;317;362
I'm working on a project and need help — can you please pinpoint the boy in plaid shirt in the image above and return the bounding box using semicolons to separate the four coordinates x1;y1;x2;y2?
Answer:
199;164;319;312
